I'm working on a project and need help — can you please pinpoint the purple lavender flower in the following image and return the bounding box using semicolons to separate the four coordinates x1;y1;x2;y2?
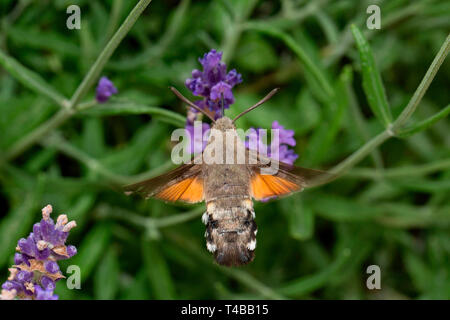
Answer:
245;121;299;165
185;49;242;117
210;81;234;106
96;76;118;103
272;121;296;147
184;50;242;155
35;285;58;300
0;205;77;300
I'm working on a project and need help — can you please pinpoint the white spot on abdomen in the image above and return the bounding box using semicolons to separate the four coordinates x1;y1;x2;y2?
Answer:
247;239;256;251
202;212;208;225
207;242;217;253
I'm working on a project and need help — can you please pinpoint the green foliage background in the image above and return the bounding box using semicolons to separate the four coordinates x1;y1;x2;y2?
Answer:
0;0;449;299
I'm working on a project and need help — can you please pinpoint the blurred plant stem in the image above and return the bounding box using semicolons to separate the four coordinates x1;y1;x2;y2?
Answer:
2;0;153;162
346;158;450;180
41;132;174;186
96;205;204;230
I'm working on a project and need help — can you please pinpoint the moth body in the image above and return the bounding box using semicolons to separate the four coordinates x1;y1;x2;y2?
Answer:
202;117;257;266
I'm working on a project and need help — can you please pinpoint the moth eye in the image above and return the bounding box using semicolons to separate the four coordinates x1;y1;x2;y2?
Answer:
210;220;218;229
244;220;251;227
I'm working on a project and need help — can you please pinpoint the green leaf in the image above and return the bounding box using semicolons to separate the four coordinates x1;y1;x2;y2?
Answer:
0;96;55;149
277;247;353;296
281;197;314;240
309;195;380;222
351;24;392;126
244;22;334;99
70;223;112;282
0;193;39;268
102;122;168;175
397;104;450;137
404;252;432;292
142;238;176;299
294;90;321;134
8;27;81;58
235;33;278;72
81;118;106;158
121;268;151;300
94;247;120;300
300;68;348;166
78;99;185;127
0;50;68;108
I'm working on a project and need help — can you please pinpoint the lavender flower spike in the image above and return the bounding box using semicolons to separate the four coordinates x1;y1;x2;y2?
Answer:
185;49;242;118
183;49;242;155
96;76;118;103
0;204;77;300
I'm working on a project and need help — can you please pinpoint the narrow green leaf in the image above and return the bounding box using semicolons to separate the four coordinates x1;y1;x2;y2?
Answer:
94;247;120;300
0;50;68;108
244;22;334;99
78;99;185;127
351;24;392;126
235;33;278;72
81;118;106;158
102;122;168;175
277;247;353;296
404;252;432;292
309;195;380;222
281;198;314;240
397;104;450;137
0;194;39;268
142;238;176;299
8;27;81;58
300;68;348;166
70;223;112;282
107;0;190;71
121;268;151;300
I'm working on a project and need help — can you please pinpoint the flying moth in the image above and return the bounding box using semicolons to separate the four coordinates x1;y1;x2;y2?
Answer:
125;87;331;266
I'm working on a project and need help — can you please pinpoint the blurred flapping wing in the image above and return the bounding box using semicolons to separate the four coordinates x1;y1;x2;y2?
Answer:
124;164;204;203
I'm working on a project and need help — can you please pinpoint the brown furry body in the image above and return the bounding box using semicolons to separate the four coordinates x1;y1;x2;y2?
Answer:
202;117;257;266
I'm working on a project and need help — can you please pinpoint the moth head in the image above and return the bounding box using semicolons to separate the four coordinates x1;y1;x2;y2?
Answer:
204;209;257;266
212;117;235;131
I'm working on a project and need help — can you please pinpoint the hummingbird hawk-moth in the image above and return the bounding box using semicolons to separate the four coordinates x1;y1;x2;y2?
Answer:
125;87;330;266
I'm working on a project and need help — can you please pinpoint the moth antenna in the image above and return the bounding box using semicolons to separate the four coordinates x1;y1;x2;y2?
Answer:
170;86;216;123
232;88;279;123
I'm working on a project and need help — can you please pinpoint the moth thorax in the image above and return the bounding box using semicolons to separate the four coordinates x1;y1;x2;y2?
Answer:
202;203;257;266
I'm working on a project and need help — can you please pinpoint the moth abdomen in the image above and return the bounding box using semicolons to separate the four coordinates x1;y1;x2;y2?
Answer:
204;200;257;266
